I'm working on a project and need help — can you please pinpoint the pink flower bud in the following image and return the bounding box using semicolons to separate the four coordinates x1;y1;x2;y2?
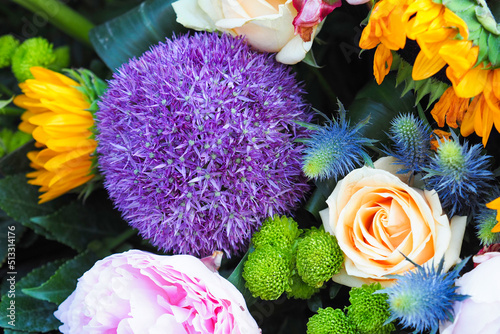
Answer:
292;0;342;41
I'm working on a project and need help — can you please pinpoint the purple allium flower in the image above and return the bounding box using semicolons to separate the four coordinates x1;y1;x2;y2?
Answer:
96;32;312;257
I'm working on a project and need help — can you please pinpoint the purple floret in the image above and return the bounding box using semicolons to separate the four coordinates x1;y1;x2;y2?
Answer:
96;32;312;257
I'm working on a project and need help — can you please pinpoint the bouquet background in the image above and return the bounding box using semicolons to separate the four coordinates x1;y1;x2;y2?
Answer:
0;0;499;333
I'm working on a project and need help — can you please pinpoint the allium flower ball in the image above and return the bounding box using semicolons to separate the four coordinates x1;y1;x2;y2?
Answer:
97;32;312;256
54;250;261;333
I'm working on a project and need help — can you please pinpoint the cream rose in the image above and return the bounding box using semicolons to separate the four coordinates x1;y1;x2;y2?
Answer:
172;0;316;64
320;157;466;287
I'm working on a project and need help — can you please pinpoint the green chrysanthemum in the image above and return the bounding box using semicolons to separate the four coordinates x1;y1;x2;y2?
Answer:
346;283;395;334
296;227;344;288
251;215;302;250
0;35;20;68
307;307;359;334
286;272;320;300
242;245;292;300
11;37;69;82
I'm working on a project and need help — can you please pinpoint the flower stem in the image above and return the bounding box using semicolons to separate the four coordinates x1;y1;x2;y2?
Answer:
311;67;338;105
106;228;137;251
11;0;94;46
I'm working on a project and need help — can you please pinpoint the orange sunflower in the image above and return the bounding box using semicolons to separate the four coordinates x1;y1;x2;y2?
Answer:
360;0;500;147
359;0;468;84
14;67;98;203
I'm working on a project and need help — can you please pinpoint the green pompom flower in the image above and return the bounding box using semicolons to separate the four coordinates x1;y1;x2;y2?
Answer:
296;227;344;288
0;35;20;68
346;283;394;334
307;307;359;334
252;215;302;250
242;245;292;300
286;272;320;300
11;37;70;82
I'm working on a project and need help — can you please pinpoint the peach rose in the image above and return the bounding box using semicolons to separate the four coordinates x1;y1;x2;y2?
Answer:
172;0;316;64
320;157;466;287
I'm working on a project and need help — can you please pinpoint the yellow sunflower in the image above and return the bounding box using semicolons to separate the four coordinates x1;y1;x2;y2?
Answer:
14;67;97;203
361;0;500;147
359;0;467;84
359;0;411;84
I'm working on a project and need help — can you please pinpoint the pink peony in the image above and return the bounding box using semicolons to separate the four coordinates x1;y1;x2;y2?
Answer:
439;252;500;334
54;250;261;334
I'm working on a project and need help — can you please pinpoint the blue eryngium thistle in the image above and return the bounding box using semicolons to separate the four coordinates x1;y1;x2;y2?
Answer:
476;189;500;245
383;258;469;334
301;101;373;180
422;136;494;217
386;113;432;174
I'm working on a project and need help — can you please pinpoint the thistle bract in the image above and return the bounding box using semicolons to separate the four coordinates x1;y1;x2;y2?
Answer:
302;101;372;180
97;32;312;257
423;138;494;217
383;259;468;334
387;113;431;174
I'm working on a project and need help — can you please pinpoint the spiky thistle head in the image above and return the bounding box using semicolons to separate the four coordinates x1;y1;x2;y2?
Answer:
346;283;394;334
386;113;432;174
0;35;19;68
97;32;312;257
383;258;469;334
301;101;373;180
307;307;359;334
423;135;494;217
476;188;500;245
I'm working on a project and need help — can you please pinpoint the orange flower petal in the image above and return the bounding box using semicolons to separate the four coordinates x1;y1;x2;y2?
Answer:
460;96;480;137
412;47;447;80
446;66;489;98
30;67;80;88
442;8;469;40
439;41;478;78
373;44;393;84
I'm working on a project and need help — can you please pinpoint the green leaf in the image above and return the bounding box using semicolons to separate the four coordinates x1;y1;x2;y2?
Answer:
228;247;258;307
348;73;416;144
414;79;433;106
442;0;475;12
30;192;128;251
329;282;342;299
303;188;328;222
306;294;322;313
427;81;449;109
0;259;65;332
89;0;188;70
477;28;490;64
488;33;500;65
0;140;36;176
23;250;99;305
302;49;321;68
0;210;25;266
0;97;13;110
0;174;65;237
